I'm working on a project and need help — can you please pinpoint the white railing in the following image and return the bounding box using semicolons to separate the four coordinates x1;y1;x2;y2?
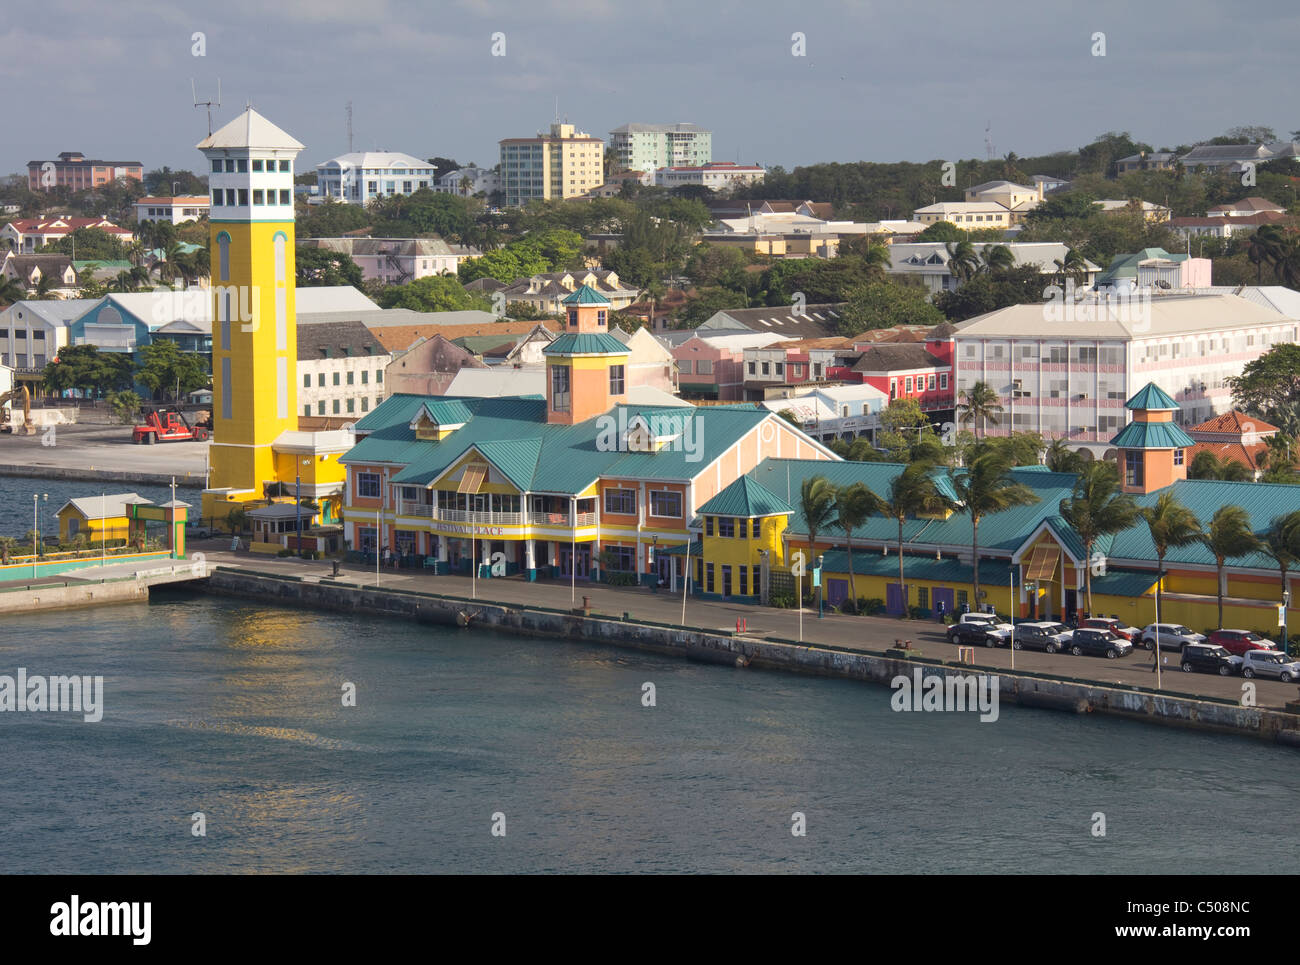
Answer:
439;509;525;526
398;501;434;517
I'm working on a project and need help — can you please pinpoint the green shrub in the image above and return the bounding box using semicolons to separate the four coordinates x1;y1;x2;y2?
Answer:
909;605;932;620
770;592;796;609
277;548;293;557
861;598;885;615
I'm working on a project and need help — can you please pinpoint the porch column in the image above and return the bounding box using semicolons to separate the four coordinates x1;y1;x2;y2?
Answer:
481;537;492;579
525;538;536;582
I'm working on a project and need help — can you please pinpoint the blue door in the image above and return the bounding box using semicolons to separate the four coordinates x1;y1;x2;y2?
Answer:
886;583;906;615
827;579;848;607
932;587;955;617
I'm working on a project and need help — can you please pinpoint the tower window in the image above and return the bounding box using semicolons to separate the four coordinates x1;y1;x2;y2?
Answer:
225;189;235;206
1125;450;1144;487
224;160;235;173
252;160;264;172
211;160;222;173
236;159;248;173
609;364;625;395
237;189;248;206
597;310;606;326
280;190;290;205
279;160;290;172
1174;448;1184;466
252;190;264;205
551;365;571;411
568;309;578;328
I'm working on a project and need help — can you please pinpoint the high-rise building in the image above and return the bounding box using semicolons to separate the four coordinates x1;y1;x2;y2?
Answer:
197;108;352;523
27;152;143;192
498;123;603;208
609;123;711;174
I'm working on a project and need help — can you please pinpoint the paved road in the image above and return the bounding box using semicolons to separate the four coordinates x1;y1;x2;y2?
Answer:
0;425;207;480
188;540;1300;710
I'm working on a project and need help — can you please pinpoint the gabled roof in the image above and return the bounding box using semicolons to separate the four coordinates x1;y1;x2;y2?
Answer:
851;344;947;373
562;284;612;305
698;475;792;518
1125;383;1179;411
58;493;153;519
197;107;304;152
1188;410;1278;437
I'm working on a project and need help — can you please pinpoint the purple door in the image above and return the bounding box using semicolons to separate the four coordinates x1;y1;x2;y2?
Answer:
886;583;906;615
932;587;955;617
827;579;848;607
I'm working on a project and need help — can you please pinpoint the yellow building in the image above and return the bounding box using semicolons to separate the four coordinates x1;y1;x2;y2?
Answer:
692;475;791;600
196;108;350;523
499;123;604;207
56;493;152;542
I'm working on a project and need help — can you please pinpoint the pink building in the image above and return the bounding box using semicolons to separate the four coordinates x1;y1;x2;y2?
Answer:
673;332;788;400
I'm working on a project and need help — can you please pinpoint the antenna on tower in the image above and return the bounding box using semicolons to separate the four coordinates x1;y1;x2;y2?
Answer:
346;101;354;153
985;121;994;162
554;97;559;124
192;78;222;135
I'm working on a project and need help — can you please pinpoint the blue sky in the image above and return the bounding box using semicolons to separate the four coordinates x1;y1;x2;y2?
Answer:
4;0;1297;179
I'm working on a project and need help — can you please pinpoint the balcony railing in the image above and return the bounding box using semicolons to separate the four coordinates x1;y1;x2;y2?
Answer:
386;505;601;528
397;501;434;518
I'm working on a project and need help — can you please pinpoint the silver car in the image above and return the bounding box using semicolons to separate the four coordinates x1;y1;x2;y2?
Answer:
1240;649;1300;682
1139;623;1205;652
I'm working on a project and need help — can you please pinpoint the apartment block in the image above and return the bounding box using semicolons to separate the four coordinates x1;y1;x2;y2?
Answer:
499;123;603;208
609;123;712;172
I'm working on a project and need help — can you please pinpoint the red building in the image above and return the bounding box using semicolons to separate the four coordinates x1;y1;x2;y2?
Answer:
27;152;144;192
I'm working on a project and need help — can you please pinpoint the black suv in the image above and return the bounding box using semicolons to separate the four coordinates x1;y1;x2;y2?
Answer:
1180;643;1242;676
1068;628;1133;659
947;622;1001;647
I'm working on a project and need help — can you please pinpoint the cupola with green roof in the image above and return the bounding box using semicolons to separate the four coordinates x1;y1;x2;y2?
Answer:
543;283;628;424
1111;382;1194;493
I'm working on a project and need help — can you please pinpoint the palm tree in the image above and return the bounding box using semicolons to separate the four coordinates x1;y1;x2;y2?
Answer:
226;506;249;538
834;481;883;612
1051;247;1089;290
1140;492;1203;681
883;463;956;617
459;175;473;197
1044;437;1085;474
33;272;60;299
1261;511;1300;637
799;476;837;608
957;381;1003;439
0;275;25;307
1202;506;1260;628
1246;225;1285;284
1262;432;1297;481
153;240;184;284
950;450;1039;612
979;244;1015;275
944;240;979;285
1058;461;1139;615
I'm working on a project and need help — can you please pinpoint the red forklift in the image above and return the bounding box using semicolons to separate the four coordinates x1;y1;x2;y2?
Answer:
132;407;211;444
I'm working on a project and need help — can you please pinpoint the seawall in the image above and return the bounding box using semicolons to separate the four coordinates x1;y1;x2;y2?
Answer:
200;568;1300;746
0;464;206;489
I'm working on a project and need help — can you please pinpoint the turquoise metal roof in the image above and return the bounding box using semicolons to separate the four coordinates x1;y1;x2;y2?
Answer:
660;540;702;556
1042;515;1087;561
345;395;778;496
1109;420;1196;449
543;332;628;355
1088;569;1159;598
562;284;611;305
698;475;793;518
1125;383;1179;411
818;550;1013;587
418;399;473;426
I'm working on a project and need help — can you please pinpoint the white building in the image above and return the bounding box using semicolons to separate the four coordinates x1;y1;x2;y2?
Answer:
760;383;889;443
433;166;499;197
296;319;392;420
887;242;1101;295
0;298;101;371
133;196;211;225
315;152;438;205
299;238;478;284
655;162;764;190
952;292;1300;449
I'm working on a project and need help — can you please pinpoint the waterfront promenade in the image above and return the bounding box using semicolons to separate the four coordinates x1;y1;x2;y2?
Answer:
190;540;1300;711
0;426;207;488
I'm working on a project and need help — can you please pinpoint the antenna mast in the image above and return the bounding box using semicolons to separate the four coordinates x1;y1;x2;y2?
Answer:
985;121;994;162
192;78;222;135
346;101;354;153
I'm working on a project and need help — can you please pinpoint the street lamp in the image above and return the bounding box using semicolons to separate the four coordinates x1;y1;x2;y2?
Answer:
1025;580;1038;620
1284;590;1292;657
649;534;657;592
817;554;825;619
32;493;47;578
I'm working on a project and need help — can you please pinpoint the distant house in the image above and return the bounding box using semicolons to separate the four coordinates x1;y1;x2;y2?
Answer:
384;334;488;396
1093;199;1171;223
299;237;478;284
1179;142;1299;173
1186;410;1284;480
0;253;78;293
494;269;639;313
133;196;210;225
0;216;134;254
297;320;392;420
887;242;1101;294
1206;197;1287;218
1114;151;1176;175
1168;212;1289;239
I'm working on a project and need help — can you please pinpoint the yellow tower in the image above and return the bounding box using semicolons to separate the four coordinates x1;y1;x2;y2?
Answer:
197;109;305;520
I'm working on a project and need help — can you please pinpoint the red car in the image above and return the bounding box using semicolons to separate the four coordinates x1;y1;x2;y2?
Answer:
1080;617;1140;642
1207;629;1277;656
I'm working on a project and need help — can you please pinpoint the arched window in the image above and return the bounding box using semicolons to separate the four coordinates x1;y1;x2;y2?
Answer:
216;232;231;281
273;232;288;351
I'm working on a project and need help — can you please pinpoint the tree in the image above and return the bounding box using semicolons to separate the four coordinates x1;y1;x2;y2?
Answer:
877;397;936;460
376;275;492;313
945;240;979;284
1058;461;1139;615
1188;449;1254;481
957;381;1002;439
136;340;209;401
882;462;955;617
226;506;249;537
834;481;883;611
671;286;748;328
1246;225;1286;284
296;247;364;288
933;264;1048;321
1203;506;1261;628
1261;432;1298;483
0;275;26;307
798;476;838;598
1044;438;1085;474
1261;512;1300;645
38;227;127;261
1227;344;1300;436
838;280;945;333
776;409;801;427
916;221;965;242
107;389;142;424
1140;492;1203;645
950;449;1039;613
979;244;1015;275
42;345;134;397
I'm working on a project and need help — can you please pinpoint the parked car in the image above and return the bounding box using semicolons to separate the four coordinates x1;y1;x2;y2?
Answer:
952;612;1014;645
948;621;1002;647
1207;629;1277;656
1013;622;1072;654
1241;650;1300;681
1179;643;1243;676
186;525;212;540
1139;624;1206;652
1068;628;1134;659
1080;617;1140;642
